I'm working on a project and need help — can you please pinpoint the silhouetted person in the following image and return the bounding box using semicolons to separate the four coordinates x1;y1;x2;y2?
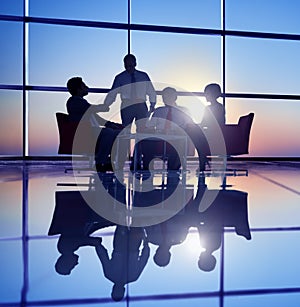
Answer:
201;83;225;129
48;190;114;275
142;87;210;172
95;225;150;301
142;184;194;267
104;54;157;170
146;214;190;267
188;184;251;272
55;234;101;275
66;77;124;172
104;54;156;131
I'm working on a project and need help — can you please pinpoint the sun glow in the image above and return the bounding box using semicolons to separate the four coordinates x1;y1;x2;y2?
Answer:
183;229;206;256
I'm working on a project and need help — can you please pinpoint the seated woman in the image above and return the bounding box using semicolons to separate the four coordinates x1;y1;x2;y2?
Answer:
201;83;225;129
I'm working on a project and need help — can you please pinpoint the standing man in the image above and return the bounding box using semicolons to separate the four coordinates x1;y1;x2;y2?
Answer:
104;54;157;169
104;54;157;131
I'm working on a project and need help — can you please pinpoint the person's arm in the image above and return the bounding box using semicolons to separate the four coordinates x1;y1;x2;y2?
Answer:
93;113;107;127
146;77;157;112
95;243;111;266
90;104;110;113
103;76;120;107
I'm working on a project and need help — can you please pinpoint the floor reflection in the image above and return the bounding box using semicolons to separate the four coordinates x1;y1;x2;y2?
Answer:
0;160;300;306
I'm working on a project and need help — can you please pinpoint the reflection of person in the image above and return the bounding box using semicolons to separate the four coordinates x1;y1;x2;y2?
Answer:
142;87;210;172
48;191;114;275
103;54;157;131
189;186;251;272
146;212;190;267
95;225;150;301
66;77;124;172
201;83;225;129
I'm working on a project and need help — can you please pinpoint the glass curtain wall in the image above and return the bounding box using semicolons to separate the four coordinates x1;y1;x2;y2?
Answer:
0;0;299;157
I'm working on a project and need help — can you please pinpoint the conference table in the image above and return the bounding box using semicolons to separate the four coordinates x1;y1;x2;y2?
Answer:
113;130;189;174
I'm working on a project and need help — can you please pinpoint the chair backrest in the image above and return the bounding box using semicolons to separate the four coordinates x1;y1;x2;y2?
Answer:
222;112;254;156
236;112;254;154
56;112;94;155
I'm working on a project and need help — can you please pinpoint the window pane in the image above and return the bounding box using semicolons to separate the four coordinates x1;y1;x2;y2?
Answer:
28;91;114;156
131;0;221;29
132;31;222;92
28;24;127;88
224;231;300;290
0;21;22;85
0;90;22;156
0;0;23;16
226;37;300;95
28;91;68;156
29;0;128;23
0;180;22;238
226;0;300;34
226;98;300;157
0;241;23;303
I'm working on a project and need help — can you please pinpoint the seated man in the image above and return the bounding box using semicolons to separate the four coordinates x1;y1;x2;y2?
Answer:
141;87;209;172
66;77;124;172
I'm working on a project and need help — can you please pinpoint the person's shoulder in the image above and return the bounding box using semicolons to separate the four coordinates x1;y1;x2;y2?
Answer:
153;106;167;115
66;96;78;105
135;69;150;79
115;70;127;78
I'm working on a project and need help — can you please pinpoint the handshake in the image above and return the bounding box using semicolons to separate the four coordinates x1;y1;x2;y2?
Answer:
95;104;110;112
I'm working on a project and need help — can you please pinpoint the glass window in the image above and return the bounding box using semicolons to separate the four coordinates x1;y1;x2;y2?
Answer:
28;24;127;88
224;231;300;290
225;293;300;307
0;180;22;237
29;0;128;23
226;37;300;95
27;91;118;156
131;31;222;93
131;0;221;29
0;0;23;16
28;91;69;156
0;241;23;302
226;0;300;34
0;90;22;156
226;98;300;157
0;21;23;85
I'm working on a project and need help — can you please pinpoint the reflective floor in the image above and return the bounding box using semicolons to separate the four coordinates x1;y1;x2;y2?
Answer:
1;160;300;306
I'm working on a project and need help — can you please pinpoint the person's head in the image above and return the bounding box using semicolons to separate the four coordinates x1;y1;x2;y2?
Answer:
111;283;125;301
55;253;79;275
123;54;137;74
153;245;171;267
204;83;221;103
67;77;88;97
162;87;177;106
198;251;216;272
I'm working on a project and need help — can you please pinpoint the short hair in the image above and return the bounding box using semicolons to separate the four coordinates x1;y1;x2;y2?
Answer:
204;83;221;100
67;77;83;96
111;284;125;301
162;87;178;104
153;246;171;267
198;252;216;272
55;254;78;275
123;53;136;63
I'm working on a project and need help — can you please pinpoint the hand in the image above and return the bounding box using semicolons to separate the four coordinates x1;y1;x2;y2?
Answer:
149;105;155;113
96;104;110;112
